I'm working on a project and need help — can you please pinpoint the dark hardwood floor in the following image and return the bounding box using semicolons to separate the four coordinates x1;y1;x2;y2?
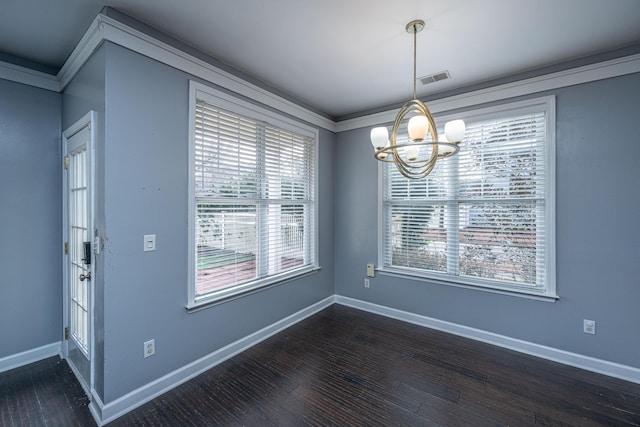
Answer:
0;355;94;426
2;304;640;426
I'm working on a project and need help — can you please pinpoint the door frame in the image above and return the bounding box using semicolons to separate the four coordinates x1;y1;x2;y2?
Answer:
62;110;97;397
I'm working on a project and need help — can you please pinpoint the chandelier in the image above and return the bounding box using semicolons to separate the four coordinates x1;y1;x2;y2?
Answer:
370;20;465;179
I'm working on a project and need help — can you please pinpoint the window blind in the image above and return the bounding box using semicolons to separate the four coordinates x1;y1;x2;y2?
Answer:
383;105;551;294
194;100;315;300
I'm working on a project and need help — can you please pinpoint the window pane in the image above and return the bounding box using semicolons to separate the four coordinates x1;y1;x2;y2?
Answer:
387;144;449;200
195;103;259;198
195;204;257;296
458;113;545;200
458;202;540;286
264;204;306;273
387;204;448;272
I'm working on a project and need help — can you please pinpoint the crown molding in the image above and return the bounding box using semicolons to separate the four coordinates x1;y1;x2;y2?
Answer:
0;61;59;92
57;15;106;90
3;11;639;134
58;14;336;132
336;53;640;132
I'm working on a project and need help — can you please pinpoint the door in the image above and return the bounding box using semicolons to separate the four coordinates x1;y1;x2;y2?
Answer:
63;112;95;395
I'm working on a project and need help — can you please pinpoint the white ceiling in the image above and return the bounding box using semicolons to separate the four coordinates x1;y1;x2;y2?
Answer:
2;0;640;119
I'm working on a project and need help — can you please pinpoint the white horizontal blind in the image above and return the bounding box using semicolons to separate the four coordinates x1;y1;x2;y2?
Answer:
194;100;315;299
383;107;549;293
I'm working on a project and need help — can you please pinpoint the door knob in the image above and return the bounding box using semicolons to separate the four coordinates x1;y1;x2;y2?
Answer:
79;272;91;281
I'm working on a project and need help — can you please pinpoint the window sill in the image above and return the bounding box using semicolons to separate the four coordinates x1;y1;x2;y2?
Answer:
186;266;321;313
377;268;558;302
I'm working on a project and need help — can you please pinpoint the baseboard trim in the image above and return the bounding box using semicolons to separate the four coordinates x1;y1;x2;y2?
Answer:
97;295;335;425
335;295;640;385
72;294;640;425
0;342;62;374
88;393;105;427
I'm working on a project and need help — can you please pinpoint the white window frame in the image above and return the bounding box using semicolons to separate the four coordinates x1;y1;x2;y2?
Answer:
187;81;319;310
377;96;556;300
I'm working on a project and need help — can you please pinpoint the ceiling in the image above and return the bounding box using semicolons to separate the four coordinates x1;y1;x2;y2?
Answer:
2;0;640;119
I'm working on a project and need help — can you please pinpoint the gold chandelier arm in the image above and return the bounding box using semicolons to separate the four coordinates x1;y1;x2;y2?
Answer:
393;150;437;179
373;97;439;179
375;142;459;162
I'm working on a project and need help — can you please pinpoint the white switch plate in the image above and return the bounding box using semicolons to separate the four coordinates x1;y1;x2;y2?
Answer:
144;234;156;252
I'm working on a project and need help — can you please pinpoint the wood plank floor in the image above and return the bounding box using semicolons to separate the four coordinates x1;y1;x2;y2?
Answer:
2;304;640;426
0;356;94;426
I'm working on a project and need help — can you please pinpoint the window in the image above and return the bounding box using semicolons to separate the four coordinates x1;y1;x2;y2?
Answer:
188;82;318;308
380;97;556;298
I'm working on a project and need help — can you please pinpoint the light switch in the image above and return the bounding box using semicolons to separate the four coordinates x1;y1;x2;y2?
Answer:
144;234;156;252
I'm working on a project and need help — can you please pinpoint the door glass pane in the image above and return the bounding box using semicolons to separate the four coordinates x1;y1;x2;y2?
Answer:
69;147;90;357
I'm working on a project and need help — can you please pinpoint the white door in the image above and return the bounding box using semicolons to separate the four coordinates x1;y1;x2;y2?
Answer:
63;112;95;395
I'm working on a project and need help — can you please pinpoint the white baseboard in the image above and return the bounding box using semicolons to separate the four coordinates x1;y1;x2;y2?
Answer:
335;295;640;385
88;393;105;427
0;342;61;373
97;295;335;426
73;293;640;425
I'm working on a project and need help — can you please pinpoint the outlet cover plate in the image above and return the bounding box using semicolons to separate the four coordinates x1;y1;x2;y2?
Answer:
583;319;596;335
366;264;375;277
144;339;155;357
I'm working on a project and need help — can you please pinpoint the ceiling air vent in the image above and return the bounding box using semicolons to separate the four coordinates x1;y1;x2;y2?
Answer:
418;71;450;86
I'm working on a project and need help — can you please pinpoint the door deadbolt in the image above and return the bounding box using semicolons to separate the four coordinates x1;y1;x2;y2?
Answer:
79;272;91;281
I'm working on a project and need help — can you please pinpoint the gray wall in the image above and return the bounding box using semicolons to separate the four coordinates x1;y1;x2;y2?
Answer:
0;79;61;358
99;43;335;403
334;72;640;369
4;12;637;407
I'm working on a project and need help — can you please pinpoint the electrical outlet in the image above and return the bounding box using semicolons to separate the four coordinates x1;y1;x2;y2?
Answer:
144;339;155;358
366;264;375;277
583;319;596;335
364;278;370;288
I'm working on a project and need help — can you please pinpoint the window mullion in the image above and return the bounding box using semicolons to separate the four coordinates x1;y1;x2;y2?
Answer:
536;200;545;289
256;122;268;278
446;155;459;276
